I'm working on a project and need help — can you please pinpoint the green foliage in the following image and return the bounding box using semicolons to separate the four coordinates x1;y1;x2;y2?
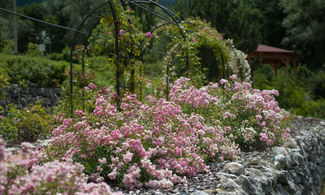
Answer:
91;2;151;98
47;47;79;63
26;42;43;57
252;64;325;119
175;0;262;51
57;69;97;115
253;0;286;48
309;70;325;99
165;18;231;88
0;40;14;54
0;103;56;146
0;67;9;99
272;71;306;110
280;0;325;70
0;53;67;88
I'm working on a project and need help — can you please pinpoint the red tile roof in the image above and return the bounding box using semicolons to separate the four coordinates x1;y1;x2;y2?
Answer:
255;44;295;54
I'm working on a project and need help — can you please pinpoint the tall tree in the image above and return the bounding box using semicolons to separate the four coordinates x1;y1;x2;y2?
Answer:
175;0;262;52
280;0;325;70
253;0;286;48
0;0;14;51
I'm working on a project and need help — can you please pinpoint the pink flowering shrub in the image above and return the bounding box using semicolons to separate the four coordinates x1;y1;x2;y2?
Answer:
0;138;120;195
44;87;239;189
30;76;291;189
169;75;291;151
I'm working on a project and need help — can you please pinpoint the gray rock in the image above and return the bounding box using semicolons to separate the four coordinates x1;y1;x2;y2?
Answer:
30;88;37;97
29;83;37;88
216;172;238;179
220;178;240;191
245;157;261;167
224;162;245;175
274;184;289;195
191;191;209;195
0;100;6;107
235;175;263;195
43;98;51;105
282;139;298;149
272;147;287;155
274;154;286;169
11;89;20;98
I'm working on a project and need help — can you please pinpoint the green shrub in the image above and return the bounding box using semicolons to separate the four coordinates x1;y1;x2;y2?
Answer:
0;67;9;99
309;70;325;99
0;54;67;88
252;64;274;90
26;42;43;57
48;47;79;63
0;103;56;146
252;64;325;119
305;98;325;118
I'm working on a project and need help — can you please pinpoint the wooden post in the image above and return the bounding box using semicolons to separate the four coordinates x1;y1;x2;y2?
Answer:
292;58;297;81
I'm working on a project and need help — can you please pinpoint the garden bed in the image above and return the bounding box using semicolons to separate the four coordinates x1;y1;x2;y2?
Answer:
111;116;325;195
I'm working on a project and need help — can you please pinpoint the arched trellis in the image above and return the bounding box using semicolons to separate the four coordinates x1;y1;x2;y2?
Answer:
161;19;235;99
69;0;188;113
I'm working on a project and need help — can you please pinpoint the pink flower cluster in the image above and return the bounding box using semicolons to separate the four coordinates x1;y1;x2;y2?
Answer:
44;87;239;189
169;77;219;108
0;138;121;195
169;75;291;150
30;76;290;190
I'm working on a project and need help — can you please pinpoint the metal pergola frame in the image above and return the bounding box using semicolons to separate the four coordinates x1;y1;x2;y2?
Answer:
69;0;188;113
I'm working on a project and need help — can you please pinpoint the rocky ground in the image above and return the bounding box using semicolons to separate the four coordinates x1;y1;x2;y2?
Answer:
113;116;325;195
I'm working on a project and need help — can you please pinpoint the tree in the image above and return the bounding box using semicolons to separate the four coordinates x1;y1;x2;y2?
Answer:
280;0;325;70
253;0;286;48
174;0;263;52
17;3;47;52
0;0;13;51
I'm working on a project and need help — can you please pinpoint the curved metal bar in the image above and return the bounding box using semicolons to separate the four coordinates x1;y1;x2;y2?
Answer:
139;22;172;57
0;7;111;41
68;0;189;113
129;0;188;71
131;0;182;23
108;0;121;109
81;19;102;75
127;1;173;24
128;0;186;40
165;43;183;100
69;1;109;114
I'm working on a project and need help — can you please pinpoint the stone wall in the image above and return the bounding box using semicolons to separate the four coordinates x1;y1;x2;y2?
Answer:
0;84;61;109
214;116;325;195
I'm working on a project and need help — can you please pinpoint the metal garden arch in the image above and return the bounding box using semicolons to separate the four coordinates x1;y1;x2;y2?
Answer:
69;0;188;113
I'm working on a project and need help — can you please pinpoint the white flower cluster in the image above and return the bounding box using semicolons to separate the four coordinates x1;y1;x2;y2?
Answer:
226;39;251;82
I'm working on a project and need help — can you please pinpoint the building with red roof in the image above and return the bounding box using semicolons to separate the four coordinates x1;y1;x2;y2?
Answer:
247;44;299;76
